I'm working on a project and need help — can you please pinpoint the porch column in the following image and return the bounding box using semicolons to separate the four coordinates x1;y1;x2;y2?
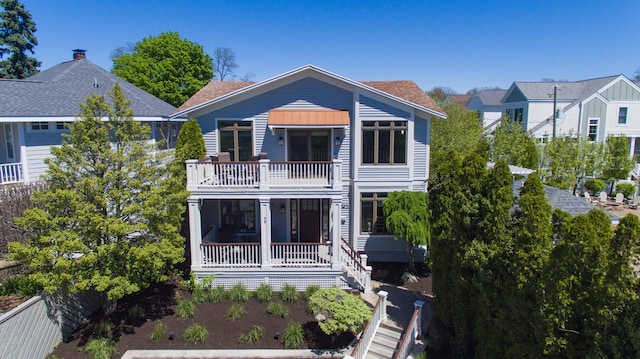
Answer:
630;137;636;160
259;159;270;190
188;198;202;268
259;198;272;269
331;200;341;267
332;159;343;191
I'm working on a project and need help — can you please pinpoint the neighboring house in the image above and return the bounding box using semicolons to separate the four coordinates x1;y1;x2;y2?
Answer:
467;89;507;129
0;50;180;184
444;94;471;108
172;65;445;291
502;76;640;152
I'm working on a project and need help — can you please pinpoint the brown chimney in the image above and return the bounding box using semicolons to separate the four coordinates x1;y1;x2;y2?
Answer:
73;49;86;60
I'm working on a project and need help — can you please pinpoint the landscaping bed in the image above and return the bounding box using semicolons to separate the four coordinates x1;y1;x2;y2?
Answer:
48;279;356;358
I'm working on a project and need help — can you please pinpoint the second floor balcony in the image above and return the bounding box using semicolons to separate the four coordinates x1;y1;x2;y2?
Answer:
186;158;343;193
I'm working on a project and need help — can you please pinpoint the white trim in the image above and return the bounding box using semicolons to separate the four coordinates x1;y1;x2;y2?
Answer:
0;116;175;123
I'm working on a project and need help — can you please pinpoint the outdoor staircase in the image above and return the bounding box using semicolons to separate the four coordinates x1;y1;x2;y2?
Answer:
340;238;372;292
365;323;403;359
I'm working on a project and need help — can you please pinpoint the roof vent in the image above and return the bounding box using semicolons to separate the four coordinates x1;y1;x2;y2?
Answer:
73;49;86;60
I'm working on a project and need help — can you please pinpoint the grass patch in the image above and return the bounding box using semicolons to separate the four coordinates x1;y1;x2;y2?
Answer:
207;285;227;303
147;322;168;341
280;284;298;302
303;285;320;300
283;321;304;349
183;323;209;344
85;338;117;359
176;299;196;321
228;283;250;302
226;302;247;321
266;301;289;318
238;325;264;344
254;283;273;302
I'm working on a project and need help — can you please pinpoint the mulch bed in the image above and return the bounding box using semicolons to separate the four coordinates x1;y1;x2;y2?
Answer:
370;261;433;295
49;279;355;358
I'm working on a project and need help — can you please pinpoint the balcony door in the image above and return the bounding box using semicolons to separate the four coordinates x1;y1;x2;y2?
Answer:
290;199;330;243
288;130;330;162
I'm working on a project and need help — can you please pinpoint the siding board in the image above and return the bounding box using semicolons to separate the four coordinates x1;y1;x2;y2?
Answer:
602;79;640;101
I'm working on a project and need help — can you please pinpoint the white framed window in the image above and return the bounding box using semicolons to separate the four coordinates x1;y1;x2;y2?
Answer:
588;118;599;141
4;124;14;161
618;107;628;125
31;122;49;131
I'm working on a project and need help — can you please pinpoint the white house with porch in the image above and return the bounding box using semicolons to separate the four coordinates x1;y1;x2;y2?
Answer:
172;65;445;292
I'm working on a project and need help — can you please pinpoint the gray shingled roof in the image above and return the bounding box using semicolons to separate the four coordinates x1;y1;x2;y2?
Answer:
474;89;506;106
0;59;176;119
513;179;619;223
512;76;620;103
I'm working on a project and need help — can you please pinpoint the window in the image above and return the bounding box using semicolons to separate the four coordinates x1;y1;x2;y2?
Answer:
588;118;599;141
505;108;523;122
362;121;406;164
219;120;253;161
361;192;388;234
220;200;255;233
31;122;49;130
4;124;14;160
618;107;628;124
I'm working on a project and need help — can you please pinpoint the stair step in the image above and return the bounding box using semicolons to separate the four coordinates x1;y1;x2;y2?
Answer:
377;324;403;340
367;341;396;359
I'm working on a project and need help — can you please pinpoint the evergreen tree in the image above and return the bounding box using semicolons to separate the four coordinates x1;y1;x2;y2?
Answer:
9;84;187;301
0;0;40;78
171;118;206;181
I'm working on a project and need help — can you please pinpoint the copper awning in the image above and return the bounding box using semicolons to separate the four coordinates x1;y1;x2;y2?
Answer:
268;110;349;128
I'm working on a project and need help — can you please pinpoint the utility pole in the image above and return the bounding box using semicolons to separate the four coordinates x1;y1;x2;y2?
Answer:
552;84;557;138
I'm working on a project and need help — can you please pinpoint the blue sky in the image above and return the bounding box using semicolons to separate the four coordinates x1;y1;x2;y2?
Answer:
22;0;640;94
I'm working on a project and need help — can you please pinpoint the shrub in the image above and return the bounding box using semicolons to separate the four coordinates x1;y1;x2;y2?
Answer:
308;287;372;336
183;323;209;343
226;303;247;321
266;301;289;318
192;286;206;304
148;322;168;340
584;178;606;195
0;275;42;297
303;285;320;300
616;182;637;198
207;285;226;303
177;299;196;321
238;325;264;344
280;284;298;302
95;319;112;337
228;283;249;302
85;338;117;359
283;321;304;348
254;283;273;302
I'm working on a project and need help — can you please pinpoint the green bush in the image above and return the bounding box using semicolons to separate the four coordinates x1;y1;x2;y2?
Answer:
584;178;606;195
127;305;145;321
280;284;298;302
183;323;209;343
192;286;206;304
616;182;637;198
95;319;112;337
0;275;42;297
85;338;117;359
228;283;250;302
176;299;196;321
148;322;168;340
308;287;372;336
254;283;273;302
283;321;304;348
226;303;247;321
266;301;289;318
303;285;320;300
238;325;264;344
207;285;227;303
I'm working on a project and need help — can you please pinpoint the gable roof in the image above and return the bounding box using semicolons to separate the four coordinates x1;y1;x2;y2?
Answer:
504;75;621;103
472;89;507;107
444;94;472;107
173;65;444;119
0;58;176;120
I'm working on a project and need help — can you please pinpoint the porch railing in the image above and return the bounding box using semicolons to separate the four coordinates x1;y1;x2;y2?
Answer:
186;159;342;190
200;243;261;268
270;243;332;267
341;238;371;291
349;291;387;359
0;163;23;184
393;301;425;359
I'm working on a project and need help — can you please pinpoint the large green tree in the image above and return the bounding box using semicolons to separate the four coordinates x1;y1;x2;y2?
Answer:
9;84;188;301
112;32;213;107
490;117;538;169
603;135;635;194
0;0;40;79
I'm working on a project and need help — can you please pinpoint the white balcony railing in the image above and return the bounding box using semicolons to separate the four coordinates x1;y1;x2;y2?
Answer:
186;159;342;191
200;243;261;268
0;163;23;184
270;243;332;267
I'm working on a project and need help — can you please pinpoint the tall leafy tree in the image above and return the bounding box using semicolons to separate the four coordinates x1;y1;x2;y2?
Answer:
0;0;40;79
490;117;538;169
383;191;429;272
9;84;188;301
603;135;635;194
112;32;213;107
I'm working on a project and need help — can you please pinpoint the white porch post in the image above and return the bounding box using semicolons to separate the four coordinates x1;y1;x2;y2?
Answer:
188;198;203;269
259;159;270;190
331;200;341;267
630;137;636;160
332;159;342;191
259;198;272;269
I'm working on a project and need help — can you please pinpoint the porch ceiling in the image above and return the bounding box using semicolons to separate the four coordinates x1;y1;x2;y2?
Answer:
267;109;349;128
